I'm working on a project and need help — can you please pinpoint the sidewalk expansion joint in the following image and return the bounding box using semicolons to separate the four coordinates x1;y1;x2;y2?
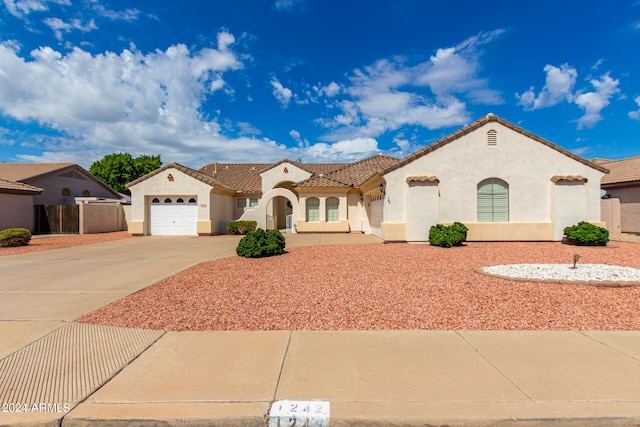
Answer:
455;331;535;402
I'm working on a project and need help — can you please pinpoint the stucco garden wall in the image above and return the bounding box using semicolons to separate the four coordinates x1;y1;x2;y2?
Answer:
604;187;640;233
79;203;127;234
383;121;604;241
0;193;34;231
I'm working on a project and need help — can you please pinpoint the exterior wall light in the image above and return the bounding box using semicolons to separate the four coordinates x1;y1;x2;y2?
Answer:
572;253;581;269
379;183;385;195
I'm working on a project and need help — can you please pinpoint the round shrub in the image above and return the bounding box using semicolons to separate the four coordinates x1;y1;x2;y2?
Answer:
0;228;32;248
236;228;286;258
428;222;468;248
563;221;609;246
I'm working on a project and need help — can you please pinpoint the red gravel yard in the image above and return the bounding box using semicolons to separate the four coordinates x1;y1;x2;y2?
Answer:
0;231;131;256
77;241;640;331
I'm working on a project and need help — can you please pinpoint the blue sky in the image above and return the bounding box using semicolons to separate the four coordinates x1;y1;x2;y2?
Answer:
0;0;639;169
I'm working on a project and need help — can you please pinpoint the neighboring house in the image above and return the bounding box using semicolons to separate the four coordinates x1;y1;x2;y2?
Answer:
0;163;121;204
594;156;640;233
0;179;42;231
127;114;608;241
0;163;125;233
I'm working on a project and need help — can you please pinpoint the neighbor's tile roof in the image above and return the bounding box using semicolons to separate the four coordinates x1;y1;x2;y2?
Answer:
593;156;640;186
0;178;43;194
0;162;75;181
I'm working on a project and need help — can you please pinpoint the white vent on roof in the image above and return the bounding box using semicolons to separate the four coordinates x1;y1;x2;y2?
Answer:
487;129;497;146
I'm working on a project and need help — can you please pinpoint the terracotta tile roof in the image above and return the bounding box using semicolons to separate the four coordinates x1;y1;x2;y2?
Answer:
0;178;43;194
294;175;351;189
593;156;640;186
323;155;401;187
127;162;235;191
198;160;348;192
198;163;271;192
382;114;609;176
0;162;75;181
550;174;588;183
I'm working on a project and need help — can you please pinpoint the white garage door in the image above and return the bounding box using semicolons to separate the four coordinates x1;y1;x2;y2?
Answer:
368;194;384;237
150;198;198;235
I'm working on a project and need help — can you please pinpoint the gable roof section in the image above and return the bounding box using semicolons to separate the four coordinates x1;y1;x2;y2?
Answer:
0;178;43;195
0;162;76;181
293;155;401;189
0;162;121;198
127;162;235;191
382;114;609;175
593;156;640;186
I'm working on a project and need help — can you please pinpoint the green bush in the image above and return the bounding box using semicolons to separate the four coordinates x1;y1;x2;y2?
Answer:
563;221;609;246
227;220;257;235
0;228;32;248
236;228;286;258
428;222;468;248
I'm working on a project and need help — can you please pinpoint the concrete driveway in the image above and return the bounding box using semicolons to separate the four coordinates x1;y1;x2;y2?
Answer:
0;235;242;322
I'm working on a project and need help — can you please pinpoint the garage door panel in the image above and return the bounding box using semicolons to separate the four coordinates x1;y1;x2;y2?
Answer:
150;203;198;236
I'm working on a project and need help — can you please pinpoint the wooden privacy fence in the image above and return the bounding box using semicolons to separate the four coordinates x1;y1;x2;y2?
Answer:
34;204;79;234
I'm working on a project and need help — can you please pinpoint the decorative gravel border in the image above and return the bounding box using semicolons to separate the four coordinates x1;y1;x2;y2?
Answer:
475;265;640;288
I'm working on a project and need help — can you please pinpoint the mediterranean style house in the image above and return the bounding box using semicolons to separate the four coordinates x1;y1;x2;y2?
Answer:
127;114;609;241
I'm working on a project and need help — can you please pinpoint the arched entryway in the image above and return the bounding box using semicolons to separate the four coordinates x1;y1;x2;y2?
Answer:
237;187;299;232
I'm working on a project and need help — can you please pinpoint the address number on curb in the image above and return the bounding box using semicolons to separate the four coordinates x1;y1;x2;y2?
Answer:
269;400;330;427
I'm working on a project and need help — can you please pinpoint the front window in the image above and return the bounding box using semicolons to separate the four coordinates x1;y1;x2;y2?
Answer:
306;198;319;222
249;198;259;207
477;178;509;222
326;197;339;222
237;198;247;208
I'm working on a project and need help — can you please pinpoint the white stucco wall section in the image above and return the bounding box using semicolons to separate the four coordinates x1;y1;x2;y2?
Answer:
128;167;217;235
383;121;605;241
260;162;311;193
238;187;299;231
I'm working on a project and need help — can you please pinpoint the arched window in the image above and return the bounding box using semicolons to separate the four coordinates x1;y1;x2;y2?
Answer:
188;198;196;204
478;178;509;222
152;198;160;203
61;187;71;196
326;197;339;222
164;198;172;203
306;198;319;222
82;190;90;197
176;198;184;203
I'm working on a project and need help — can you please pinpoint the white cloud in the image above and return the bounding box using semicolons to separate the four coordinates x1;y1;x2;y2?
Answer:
301;137;380;162
43;17;98;40
317;81;341;97
3;0;69;17
274;0;305;11
89;1;139;21
0;33;296;166
516;64;577;110
317;30;504;142
629;96;640;120
271;77;293;108
574;73;620;129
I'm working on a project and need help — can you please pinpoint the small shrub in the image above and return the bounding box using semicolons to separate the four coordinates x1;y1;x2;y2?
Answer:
236;228;286;258
0;228;32;248
429;222;468;248
227;220;257;235
563;221;609;246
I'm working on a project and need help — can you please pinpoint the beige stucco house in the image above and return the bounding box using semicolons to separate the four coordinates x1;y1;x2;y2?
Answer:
127;114;608;241
0;163;125;233
596;156;640;233
0;179;43;231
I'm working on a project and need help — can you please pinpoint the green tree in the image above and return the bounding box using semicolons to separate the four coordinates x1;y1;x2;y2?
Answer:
89;153;161;195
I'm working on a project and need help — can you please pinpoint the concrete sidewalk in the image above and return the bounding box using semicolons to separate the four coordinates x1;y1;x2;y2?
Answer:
1;234;640;426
